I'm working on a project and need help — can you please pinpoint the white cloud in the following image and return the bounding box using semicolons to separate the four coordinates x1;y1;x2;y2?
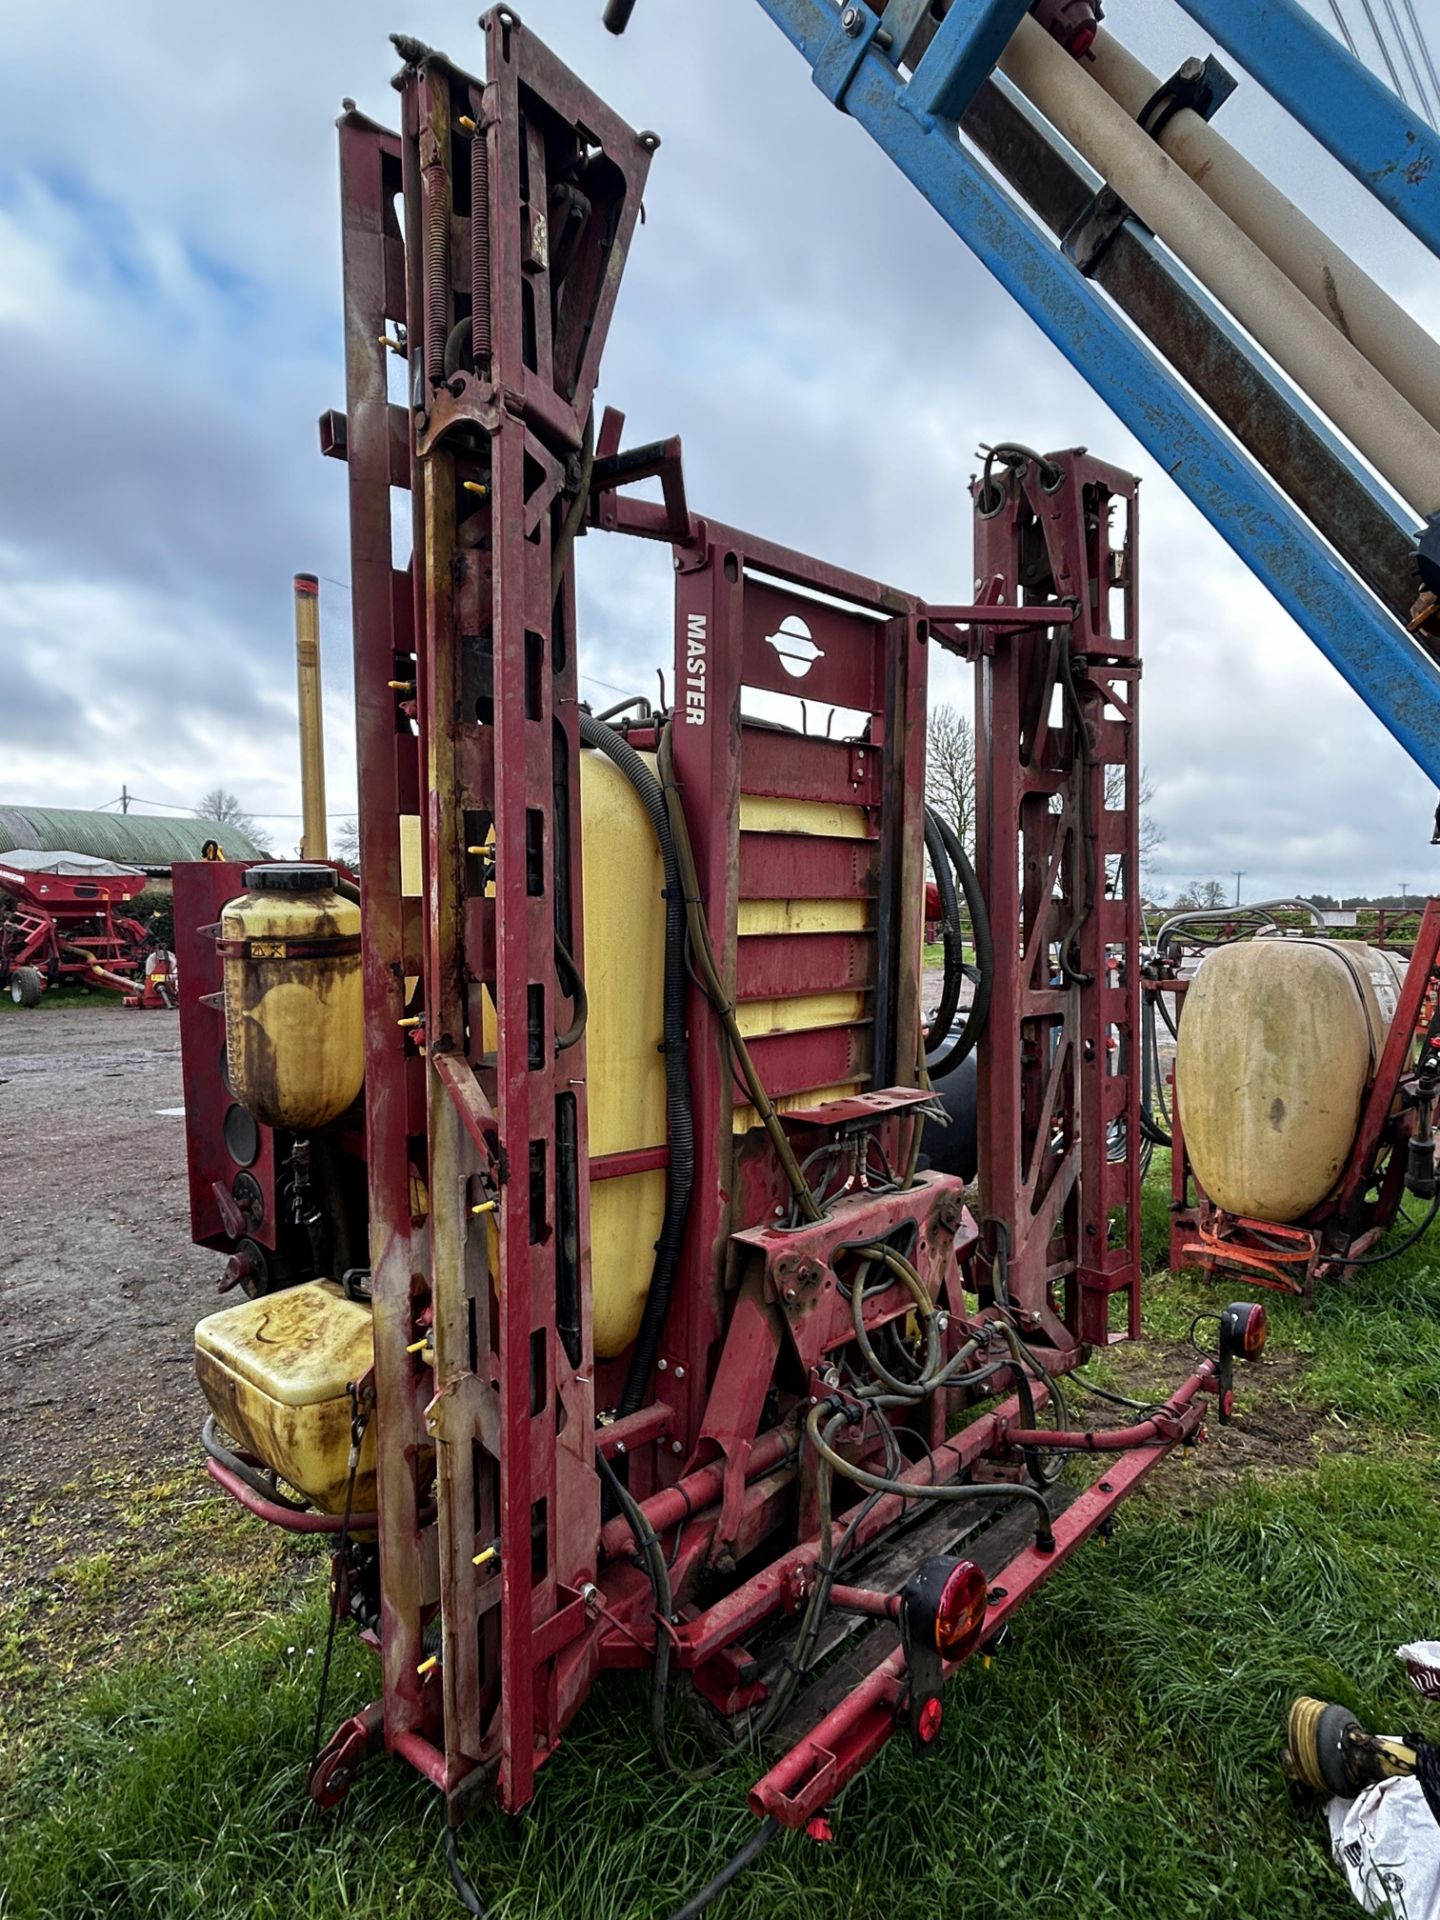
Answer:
0;0;1434;902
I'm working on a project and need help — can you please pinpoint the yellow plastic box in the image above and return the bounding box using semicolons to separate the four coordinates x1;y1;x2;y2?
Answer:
195;1281;376;1514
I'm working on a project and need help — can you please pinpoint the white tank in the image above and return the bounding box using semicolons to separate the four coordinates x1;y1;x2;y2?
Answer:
1176;937;1406;1223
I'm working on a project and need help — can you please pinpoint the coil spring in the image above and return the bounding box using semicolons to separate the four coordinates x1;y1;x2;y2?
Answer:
471;127;491;363
422;160;448;382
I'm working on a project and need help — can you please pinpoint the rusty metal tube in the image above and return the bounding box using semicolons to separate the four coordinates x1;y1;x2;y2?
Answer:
999;15;1440;516
293;574;328;862
205;1456;374;1533
597;1421;797;1563
1084;29;1440;441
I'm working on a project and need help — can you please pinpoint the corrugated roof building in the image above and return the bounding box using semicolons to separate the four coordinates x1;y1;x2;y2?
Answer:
0;806;267;878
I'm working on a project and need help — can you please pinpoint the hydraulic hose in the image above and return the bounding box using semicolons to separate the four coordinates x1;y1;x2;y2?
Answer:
200;1414;310;1512
1327;1188;1440;1268
657;723;821;1217
1055;637;1096;987
550;410;595;612
578;712;694;1416
926;810;993;1080
1138;986;1172;1149
553;935;588;1053
445;1800;779;1920
805;1403;1056;1551
923;808;964;1053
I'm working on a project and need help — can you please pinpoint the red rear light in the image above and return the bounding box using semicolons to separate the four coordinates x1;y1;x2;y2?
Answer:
933;1559;988;1661
916;1696;945;1744
1221;1301;1268;1361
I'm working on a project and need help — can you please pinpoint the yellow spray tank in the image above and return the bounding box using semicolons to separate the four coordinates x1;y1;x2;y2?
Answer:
220;863;364;1132
1176;937;1407;1222
198;737;871;1505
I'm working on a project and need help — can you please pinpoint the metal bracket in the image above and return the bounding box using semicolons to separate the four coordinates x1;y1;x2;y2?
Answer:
813;3;883;108
1136;54;1237;138
906;0;1031;122
1061;184;1132;277
1063;57;1235;278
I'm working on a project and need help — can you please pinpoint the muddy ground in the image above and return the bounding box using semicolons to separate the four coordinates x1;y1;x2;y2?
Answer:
0;995;1304;1636
0;1001;217;1497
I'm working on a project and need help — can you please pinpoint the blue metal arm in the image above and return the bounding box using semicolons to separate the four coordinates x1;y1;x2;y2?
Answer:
1176;0;1440;257
756;0;1440;784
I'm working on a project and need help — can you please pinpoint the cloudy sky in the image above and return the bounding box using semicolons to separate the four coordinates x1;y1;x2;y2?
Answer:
2;0;1438;902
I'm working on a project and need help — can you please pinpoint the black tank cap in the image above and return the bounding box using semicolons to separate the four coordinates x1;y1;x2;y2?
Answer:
243;863;337;892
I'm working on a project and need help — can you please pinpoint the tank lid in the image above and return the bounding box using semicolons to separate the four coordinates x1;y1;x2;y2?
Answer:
243;862;338;893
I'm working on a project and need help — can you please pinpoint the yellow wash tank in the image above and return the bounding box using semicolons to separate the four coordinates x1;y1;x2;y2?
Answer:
1177;937;1406;1223
195;1281;377;1513
221;863;363;1132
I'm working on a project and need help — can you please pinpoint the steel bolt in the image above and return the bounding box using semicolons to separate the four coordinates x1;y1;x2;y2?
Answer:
615;1440;626;1455
673;1365;686;1381
841;5;862;32
671;1441;683;1455
935;1312;950;1333
784;1286;798;1302
657;1357;668;1371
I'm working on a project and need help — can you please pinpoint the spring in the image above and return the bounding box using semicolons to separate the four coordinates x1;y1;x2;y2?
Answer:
422;160;448;381
471;128;491;362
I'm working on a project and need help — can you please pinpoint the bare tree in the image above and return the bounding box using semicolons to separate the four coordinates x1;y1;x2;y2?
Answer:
332;819;361;871
926;704;975;856
1103;764;1163;859
196;788;258;844
1171;878;1229;911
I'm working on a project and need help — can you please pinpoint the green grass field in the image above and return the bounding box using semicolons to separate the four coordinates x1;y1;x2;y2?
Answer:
5;1160;1440;1919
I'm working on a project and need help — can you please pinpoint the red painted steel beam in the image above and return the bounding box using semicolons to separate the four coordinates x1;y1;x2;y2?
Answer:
748;1422;1192;1829
973;450;1141;1351
335;108;436;1770
672;1379;1068;1669
205;1459;375;1534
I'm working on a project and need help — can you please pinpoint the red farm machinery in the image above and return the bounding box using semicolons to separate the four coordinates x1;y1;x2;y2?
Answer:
173;15;1273;1911
1143;900;1440;1296
0;853;174;1009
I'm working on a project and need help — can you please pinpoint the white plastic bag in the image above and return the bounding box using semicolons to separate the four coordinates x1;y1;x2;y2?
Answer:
1329;1769;1440;1916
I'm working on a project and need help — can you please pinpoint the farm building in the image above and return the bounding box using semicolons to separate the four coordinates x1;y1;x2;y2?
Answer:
0;806;266;888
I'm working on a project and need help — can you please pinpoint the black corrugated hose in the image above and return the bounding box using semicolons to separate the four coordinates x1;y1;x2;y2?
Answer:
923;807;964;1055
926;810;993;1080
578;711;694;1416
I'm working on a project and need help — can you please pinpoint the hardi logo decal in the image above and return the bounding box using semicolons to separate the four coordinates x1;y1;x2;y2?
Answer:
764;612;823;679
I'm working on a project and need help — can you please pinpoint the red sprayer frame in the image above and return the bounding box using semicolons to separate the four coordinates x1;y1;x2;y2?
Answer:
184;10;1250;1856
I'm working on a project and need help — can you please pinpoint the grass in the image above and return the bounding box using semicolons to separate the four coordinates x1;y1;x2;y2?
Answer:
6;1173;1440;1919
0;984;125;1017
